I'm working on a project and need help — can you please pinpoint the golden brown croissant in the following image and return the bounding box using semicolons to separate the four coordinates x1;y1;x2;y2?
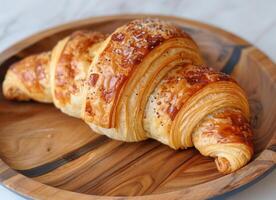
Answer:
2;18;253;173
3;51;52;102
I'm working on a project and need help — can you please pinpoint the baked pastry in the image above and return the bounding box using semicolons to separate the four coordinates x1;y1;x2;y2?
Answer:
3;51;52;102
2;18;253;173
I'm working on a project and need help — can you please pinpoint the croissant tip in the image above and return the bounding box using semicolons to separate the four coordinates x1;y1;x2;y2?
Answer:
215;157;232;174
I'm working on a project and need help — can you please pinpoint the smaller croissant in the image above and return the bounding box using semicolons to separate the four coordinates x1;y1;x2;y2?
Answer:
2;18;253;173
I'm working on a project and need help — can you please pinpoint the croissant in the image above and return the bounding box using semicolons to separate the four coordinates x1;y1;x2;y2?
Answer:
2;18;253;173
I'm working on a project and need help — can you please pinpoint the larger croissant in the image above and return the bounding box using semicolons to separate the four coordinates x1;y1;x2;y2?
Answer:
2;18;253;173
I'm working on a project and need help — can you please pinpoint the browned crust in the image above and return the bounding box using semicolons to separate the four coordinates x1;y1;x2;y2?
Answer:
149;64;234;122
205;109;253;151
54;31;106;105
10;52;51;95
85;18;193;127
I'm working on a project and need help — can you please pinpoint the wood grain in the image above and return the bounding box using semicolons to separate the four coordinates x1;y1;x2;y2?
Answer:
0;14;275;200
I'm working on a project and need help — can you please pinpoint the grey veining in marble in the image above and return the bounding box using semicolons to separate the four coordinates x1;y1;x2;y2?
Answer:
0;0;275;200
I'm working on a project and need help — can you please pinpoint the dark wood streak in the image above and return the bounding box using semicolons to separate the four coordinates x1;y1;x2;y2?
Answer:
49;141;135;188
221;45;249;74
17;136;110;177
181;26;201;35
181;26;249;75
268;144;276;152
50;142;128;188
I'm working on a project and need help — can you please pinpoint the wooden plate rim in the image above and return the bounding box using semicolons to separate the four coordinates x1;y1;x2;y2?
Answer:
0;14;275;200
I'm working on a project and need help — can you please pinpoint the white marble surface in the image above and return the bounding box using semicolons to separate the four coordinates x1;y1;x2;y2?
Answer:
0;0;275;199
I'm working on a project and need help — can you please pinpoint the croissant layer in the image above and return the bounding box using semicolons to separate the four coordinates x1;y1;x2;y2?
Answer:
3;52;52;102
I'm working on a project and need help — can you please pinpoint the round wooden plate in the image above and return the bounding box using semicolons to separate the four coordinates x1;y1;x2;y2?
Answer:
0;14;275;200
